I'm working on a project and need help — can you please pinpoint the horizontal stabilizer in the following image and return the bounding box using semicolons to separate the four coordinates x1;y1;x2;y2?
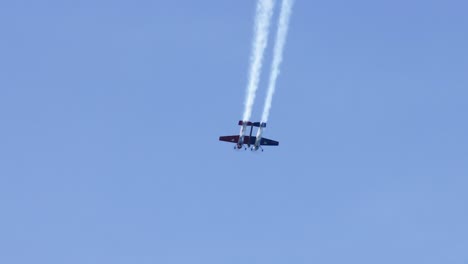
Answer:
238;120;252;126
238;120;267;128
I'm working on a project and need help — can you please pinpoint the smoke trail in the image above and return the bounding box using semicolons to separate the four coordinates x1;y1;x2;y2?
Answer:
242;0;275;122
261;0;294;122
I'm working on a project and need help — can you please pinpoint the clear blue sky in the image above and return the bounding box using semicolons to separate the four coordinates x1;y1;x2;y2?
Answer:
1;0;467;263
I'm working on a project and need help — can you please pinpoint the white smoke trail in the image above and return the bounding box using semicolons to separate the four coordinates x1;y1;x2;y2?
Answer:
261;0;294;123
242;0;275;122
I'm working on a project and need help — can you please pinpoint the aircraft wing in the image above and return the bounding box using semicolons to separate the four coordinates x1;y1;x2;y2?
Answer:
260;137;279;146
219;135;256;145
219;135;239;143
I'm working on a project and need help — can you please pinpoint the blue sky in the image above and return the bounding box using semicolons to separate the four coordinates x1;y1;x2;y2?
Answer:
1;0;467;263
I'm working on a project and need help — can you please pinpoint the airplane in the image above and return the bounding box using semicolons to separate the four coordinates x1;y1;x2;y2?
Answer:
219;120;279;151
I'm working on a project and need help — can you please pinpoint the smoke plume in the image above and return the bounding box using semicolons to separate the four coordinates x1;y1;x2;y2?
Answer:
242;0;275;122
261;0;294;122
